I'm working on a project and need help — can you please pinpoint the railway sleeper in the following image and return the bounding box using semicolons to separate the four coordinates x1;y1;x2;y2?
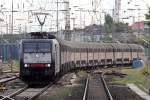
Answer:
0;96;14;100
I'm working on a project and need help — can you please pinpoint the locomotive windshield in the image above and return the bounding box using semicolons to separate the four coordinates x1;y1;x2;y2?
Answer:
23;42;52;53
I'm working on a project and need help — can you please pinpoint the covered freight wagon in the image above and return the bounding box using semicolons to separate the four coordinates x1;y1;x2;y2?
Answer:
0;43;19;62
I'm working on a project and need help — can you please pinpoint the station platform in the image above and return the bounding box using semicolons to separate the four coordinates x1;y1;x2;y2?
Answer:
127;83;150;100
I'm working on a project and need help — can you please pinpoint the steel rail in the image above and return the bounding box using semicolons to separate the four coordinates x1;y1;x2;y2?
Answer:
101;72;114;100
28;83;53;100
0;75;19;84
8;85;28;98
28;77;61;100
0;85;28;100
82;76;89;100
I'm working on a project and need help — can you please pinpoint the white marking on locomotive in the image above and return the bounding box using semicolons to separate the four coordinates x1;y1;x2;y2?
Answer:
24;53;51;63
52;39;60;75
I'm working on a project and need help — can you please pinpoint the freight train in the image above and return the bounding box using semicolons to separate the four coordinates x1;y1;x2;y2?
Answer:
19;32;145;85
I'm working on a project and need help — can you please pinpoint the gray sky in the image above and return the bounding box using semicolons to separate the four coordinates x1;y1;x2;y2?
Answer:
0;0;150;33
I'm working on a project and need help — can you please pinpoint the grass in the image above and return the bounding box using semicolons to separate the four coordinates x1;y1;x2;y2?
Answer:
41;71;87;100
145;48;150;56
76;70;87;77
48;87;72;100
7;60;20;71
12;60;19;68
112;65;150;93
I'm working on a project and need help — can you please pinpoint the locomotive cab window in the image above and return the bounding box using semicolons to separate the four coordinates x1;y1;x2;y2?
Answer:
38;43;51;52
23;42;52;53
23;43;37;53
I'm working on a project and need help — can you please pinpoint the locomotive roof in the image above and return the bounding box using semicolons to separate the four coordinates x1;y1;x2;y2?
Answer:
28;32;56;39
21;39;52;42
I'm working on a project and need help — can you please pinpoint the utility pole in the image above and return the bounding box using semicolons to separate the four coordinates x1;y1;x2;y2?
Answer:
78;8;83;42
79;8;83;29
114;0;121;22
138;8;140;39
9;0;14;72
71;17;75;30
11;0;13;35
92;0;99;24
99;0;102;42
135;4;140;39
83;12;85;28
0;22;2;40
5;15;8;34
64;0;70;41
9;15;11;34
56;0;59;37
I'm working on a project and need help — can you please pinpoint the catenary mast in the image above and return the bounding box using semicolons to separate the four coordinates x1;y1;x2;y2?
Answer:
113;0;121;22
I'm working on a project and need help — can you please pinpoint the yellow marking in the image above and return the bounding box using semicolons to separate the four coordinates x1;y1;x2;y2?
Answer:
0;84;7;92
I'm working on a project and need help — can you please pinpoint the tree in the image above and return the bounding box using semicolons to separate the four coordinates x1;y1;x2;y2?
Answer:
104;14;114;34
114;22;129;33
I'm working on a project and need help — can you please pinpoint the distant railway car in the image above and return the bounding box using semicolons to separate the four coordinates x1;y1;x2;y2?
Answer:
19;32;145;85
0;43;19;62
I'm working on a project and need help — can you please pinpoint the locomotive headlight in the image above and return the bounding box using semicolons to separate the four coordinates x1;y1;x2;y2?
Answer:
46;64;51;67
36;54;39;58
47;64;51;67
24;64;28;67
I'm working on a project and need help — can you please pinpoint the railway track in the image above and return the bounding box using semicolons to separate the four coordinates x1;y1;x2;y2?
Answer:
0;74;19;84
0;83;53;100
0;74;17;80
0;69;122;100
83;70;113;100
14;83;53;100
0;86;28;100
0;76;61;100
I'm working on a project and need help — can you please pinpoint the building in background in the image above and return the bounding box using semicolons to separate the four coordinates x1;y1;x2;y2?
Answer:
58;24;105;42
130;21;149;36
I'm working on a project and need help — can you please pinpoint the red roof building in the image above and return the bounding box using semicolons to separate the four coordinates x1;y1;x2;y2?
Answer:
130;21;149;32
